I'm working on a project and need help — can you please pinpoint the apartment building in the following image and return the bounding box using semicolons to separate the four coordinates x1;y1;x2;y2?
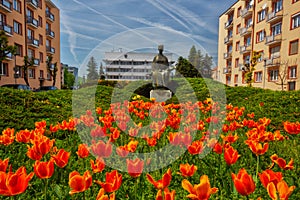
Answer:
103;50;175;81
0;0;60;89
218;0;300;90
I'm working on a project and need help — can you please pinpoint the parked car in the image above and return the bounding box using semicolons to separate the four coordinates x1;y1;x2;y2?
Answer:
35;86;58;92
1;84;32;91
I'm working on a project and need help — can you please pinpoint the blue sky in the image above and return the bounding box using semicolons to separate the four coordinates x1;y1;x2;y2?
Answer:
53;0;237;76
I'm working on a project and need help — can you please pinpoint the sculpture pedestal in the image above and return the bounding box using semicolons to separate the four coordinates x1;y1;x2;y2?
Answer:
150;89;172;102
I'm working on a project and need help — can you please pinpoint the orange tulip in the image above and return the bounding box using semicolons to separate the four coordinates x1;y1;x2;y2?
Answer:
90;158;105;173
179;163;197;177
76;144;90;158
26;145;43;160
267;180;296;200
31;136;54;156
270;154;294;170
15;129;32;143
224;145;240;165
0;128;14;146
221;132;239;144
91;140;112;158
231;168;255;196
69;170;92;195
182;175;218;199
146;168;172;190
33;160;54;179
95;170;122;193
258;169;283;189
246;140;269;155
188;140;203;155
0;158;9;172
126;140;139;152
213;142;223;154
283;121;300;135
52;149;70;168
126;158;144;178
116;146;129;157
96;188;115;200
0;166;34;196
156;188;175;200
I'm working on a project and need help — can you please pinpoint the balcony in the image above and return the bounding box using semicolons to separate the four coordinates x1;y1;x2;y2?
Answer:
0;23;12;36
240;45;251;54
0;0;12;12
46;10;55;22
239;26;252;37
46;46;55;54
26;0;39;9
46;29;55;38
28;56;40;66
265;57;280;67
224;51;232;60
266;11;283;23
240;6;253;18
224;35;233;44
224;19;233;29
223;67;232;74
265;34;282;46
27;16;38;28
27;37;39;48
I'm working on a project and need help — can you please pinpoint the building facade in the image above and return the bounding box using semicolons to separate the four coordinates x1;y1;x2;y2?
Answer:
103;50;174;81
218;0;300;90
0;0;60;89
61;63;78;86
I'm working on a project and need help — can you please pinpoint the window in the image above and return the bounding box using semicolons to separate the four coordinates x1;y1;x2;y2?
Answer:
226;75;231;85
291;13;300;29
236;41;240;51
257;30;265;43
289;40;299;55
257;9;266;22
236;24;241;34
39;70;44;78
47;72;51;80
270;46;280;58
15;43;23;56
28;49;34;59
274;0;282;13
39;34;43;45
255;71;263;82
272;23;282;36
257;51;264;62
244;55;250;65
28;69;35;79
13;20;22;35
235;58;239;68
288;81;296;90
0;63;8;76
245;37;251;47
228;45;232;53
269;69;279;81
13;0;21;13
245;17;252;28
39;52;43;63
237;7;241;17
234;74;238;84
293;0;299;3
228;29;233;38
289;66;297;78
38;16;42;27
27;29;33;39
0;13;6;25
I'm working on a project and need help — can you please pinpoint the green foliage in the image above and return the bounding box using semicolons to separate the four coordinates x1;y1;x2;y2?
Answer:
46;55;58;87
0;30;16;63
244;51;261;87
86;56;99;81
175;56;201;78
63;68;75;89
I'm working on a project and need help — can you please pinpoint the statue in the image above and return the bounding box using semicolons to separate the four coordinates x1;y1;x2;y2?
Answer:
151;45;172;88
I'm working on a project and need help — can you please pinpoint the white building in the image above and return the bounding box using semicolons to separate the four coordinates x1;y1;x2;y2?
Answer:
103;50;174;81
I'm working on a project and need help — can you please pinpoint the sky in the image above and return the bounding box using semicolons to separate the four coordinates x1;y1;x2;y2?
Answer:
52;0;237;76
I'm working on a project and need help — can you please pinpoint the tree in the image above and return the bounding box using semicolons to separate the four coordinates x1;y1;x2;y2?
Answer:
175;56;201;78
202;54;213;78
46;55;58;86
0;31;16;79
22;56;35;86
64;68;75;88
188;45;198;68
99;62;105;80
243;51;260;87
86;56;99;81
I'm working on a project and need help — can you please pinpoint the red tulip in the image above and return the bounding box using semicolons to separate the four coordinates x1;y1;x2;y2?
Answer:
91;140;112;158
90;158;105;173
156;188;175;200
52;149;70;168
270;154;294;170
96;188;115;200
95;170;122;193
224;145;240;165
126;158;144;178
76;144;90;158
0;158;9;172
33;160;54;179
179;163;197;177
69;170;92;195
147;168;172;190
231;168;255;196
258;169;283;189
0;166;34;196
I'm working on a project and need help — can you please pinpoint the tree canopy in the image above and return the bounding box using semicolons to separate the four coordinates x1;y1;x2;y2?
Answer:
87;57;99;81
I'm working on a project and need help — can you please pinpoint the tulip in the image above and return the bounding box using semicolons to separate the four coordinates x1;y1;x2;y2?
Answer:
126;158;144;178
182;175;218;199
231;168;255;196
15;129;32;143
0;158;9;172
31;136;54;156
76;144;90;158
270;154;294;170
188;140;203;155
0;128;14;146
213;142;223;154
224;145;240;165
33;160;54;179
95;170;122;193
52;149;70;168
0;166;34;196
91;140;112;158
246;140;269;155
156;188;175;200
69;170;92;195
258;169;283;189
267;180;296;200
283;121;300;135
26;145;43;160
90;158;105;173
96;188;115;200
146;168;172;190
179;163;197;177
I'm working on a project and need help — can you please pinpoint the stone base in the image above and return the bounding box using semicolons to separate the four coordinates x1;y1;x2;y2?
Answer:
150;89;172;102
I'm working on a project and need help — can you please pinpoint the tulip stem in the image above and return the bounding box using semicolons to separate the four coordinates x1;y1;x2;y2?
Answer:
255;155;259;184
83;192;85;200
44;179;48;200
